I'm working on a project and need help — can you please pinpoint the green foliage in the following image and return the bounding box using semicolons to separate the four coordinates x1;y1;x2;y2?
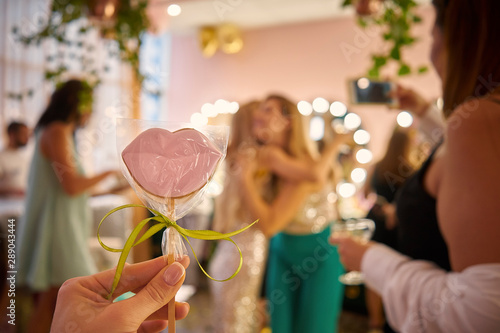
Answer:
12;0;149;91
344;0;428;79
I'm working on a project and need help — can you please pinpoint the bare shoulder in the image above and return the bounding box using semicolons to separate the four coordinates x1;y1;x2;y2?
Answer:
446;97;500;158
41;122;71;140
40;122;72;155
440;98;500;270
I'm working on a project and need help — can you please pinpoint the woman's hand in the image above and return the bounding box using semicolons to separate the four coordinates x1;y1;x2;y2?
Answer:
330;236;374;271
391;84;430;117
51;256;190;333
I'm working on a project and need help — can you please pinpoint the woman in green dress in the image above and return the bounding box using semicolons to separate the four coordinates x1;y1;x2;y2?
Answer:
17;80;116;333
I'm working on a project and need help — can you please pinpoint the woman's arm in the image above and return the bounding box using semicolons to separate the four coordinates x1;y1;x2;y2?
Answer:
40;123;115;196
332;98;500;332
259;134;349;183
362;244;500;333
331;237;500;332
238;154;311;237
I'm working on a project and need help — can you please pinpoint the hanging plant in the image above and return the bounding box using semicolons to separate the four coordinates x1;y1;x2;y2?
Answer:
11;0;149;89
342;0;428;78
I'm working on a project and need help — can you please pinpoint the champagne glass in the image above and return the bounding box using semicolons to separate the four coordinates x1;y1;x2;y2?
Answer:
331;218;375;285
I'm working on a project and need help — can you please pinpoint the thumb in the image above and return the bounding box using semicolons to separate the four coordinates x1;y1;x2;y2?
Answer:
113;262;185;321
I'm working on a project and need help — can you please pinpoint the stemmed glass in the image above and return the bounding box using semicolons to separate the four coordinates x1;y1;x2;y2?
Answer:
331;218;375;285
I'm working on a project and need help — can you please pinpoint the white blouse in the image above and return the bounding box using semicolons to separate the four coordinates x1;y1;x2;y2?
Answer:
362;244;500;333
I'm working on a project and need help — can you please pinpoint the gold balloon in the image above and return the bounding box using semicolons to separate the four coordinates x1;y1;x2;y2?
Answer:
217;24;243;55
198;24;244;57
199;26;218;58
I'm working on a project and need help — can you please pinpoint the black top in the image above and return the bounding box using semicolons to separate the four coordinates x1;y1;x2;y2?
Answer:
371;165;401;203
395;141;451;271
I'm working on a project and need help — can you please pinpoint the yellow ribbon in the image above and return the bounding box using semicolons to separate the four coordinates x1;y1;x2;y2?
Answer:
97;204;258;299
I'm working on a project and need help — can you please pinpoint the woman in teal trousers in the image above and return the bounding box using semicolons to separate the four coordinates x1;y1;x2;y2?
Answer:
238;94;346;332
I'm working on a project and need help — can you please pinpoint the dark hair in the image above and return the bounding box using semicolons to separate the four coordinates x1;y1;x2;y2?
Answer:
375;127;414;184
433;1;500;116
7;121;27;135
432;0;447;29
36;79;93;130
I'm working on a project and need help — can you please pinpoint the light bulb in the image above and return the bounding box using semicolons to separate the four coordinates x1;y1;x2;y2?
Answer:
397;111;413;128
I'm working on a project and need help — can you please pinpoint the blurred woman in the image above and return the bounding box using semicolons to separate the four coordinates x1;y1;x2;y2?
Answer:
209;101;269;333
239;95;345;333
17;80;116;333
332;1;500;331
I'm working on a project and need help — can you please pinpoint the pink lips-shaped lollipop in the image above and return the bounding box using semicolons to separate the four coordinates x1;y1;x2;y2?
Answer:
122;128;223;198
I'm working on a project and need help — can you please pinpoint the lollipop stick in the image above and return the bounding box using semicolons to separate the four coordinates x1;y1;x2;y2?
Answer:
167;198;176;333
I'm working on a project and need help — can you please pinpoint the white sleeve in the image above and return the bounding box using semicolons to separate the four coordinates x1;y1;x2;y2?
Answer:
418;104;446;143
361;244;500;333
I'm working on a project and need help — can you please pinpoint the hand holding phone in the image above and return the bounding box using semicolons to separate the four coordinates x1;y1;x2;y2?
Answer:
349;78;397;106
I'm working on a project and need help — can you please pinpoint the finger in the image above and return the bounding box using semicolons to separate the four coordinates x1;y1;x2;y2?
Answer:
111;262;186;321
145;302;190;321
329;236;341;245
138;320;168;333
113;255;189;297
86;255;189;298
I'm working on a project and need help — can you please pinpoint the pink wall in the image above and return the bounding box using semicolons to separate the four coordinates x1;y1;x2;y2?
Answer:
167;6;441;158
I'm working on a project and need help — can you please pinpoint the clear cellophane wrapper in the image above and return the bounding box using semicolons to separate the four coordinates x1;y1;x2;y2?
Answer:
116;118;229;258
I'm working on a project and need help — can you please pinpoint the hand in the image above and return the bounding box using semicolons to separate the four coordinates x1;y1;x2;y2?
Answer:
51;256;190;333
333;132;354;147
391;84;430;117
381;203;397;230
330;236;374;271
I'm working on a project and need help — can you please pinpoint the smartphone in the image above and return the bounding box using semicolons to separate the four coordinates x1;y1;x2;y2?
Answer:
349;78;396;106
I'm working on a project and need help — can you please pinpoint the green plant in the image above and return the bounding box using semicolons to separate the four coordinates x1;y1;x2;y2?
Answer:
342;0;428;78
12;0;149;89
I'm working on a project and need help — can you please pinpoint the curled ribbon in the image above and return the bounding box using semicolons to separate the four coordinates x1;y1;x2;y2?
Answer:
97;204;259;299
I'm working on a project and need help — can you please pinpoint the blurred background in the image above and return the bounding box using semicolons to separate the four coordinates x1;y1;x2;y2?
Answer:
0;0;441;332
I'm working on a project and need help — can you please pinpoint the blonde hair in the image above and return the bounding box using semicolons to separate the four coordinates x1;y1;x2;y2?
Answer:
265;94;319;161
212;101;261;233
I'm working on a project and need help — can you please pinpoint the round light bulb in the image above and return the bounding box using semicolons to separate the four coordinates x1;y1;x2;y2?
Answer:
397;111;413;128
190;112;208;125
201;103;217;117
312;97;329;113
167;4;182;16
330;101;347;117
351;168;367;183
344;113;362;131
357;77;370;90
309;116;325;141
337;182;357;198
356;148;373;164
297;101;313;116
229;101;239;114
353;129;370;145
214;99;229;114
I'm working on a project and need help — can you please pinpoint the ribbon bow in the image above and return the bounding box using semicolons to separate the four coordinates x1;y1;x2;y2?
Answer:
98;204;258;299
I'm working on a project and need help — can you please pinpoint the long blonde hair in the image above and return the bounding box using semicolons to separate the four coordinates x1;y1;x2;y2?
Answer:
265;94;319;161
212;101;261;233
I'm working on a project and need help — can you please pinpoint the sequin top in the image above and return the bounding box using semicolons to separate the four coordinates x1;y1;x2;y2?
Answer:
284;185;338;235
